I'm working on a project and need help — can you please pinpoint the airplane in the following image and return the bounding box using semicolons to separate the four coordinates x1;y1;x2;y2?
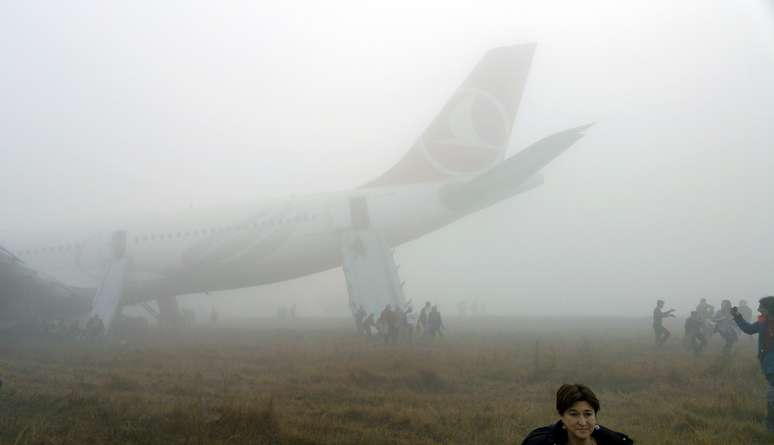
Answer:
0;43;591;331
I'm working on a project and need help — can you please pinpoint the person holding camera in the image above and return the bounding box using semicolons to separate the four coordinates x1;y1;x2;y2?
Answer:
731;296;774;433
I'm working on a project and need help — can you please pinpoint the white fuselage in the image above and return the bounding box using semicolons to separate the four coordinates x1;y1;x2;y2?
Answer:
4;182;462;303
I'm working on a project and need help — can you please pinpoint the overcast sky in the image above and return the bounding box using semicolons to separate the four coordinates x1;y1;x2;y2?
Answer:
2;0;773;317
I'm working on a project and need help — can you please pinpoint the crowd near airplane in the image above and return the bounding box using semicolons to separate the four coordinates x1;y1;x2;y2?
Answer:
0;43;590;331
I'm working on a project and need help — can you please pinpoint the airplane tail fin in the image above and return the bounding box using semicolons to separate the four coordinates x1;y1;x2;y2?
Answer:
364;43;536;188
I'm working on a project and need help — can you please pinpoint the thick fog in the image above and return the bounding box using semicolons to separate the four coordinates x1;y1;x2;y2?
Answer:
2;1;773;318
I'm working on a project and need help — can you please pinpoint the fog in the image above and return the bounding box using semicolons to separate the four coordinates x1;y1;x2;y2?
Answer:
2;1;773;318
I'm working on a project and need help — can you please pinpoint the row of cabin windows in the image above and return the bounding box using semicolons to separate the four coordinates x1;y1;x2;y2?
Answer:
132;213;318;244
15;213;319;257
17;243;81;256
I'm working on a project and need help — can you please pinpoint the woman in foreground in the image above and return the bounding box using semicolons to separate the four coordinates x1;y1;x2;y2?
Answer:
520;383;633;445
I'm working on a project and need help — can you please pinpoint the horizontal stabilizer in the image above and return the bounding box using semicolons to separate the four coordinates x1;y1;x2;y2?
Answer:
439;124;591;212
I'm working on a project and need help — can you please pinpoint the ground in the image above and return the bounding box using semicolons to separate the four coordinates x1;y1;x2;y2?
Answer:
0;317;770;444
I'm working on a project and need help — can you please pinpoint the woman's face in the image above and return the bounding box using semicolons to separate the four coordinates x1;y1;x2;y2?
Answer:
759;304;769;317
560;401;597;441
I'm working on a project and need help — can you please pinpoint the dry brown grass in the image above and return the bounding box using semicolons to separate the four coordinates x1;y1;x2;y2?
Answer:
0;317;771;444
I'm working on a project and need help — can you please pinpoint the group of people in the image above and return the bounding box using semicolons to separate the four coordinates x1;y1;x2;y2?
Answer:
352;301;445;344
654;296;774;432
652;297;754;354
525;294;774;441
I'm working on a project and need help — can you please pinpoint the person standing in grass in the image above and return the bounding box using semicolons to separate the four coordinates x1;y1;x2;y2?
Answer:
378;305;399;344
652;299;675;347
732;296;774;433
520;383;633;445
361;313;376;338
418;301;431;336
684;311;708;355
712;299;738;354
428;305;445;337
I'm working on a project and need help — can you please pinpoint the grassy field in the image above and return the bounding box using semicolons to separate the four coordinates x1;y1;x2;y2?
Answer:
0;317;771;445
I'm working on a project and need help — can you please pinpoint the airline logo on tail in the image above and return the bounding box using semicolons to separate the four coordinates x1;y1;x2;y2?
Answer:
364;43;536;188
420;88;509;176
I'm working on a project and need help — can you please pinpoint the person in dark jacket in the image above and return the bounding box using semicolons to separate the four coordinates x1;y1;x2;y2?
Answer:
520;383;633;445
732;296;774;433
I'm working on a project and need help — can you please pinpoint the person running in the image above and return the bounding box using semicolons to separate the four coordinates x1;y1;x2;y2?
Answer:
732;296;774;433
652;300;675;347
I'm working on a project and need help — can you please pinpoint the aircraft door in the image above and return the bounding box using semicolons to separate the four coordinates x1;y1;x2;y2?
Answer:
349;196;370;230
327;195;370;231
76;229;129;279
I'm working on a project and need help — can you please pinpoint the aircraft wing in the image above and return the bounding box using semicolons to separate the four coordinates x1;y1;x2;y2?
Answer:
0;245;92;323
439;124;592;213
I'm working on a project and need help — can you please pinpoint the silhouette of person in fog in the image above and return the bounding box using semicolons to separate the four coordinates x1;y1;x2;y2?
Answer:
378;305;398;344
713;300;738;354
361;313;376;338
652;300;675;347
684;311;708;355
428;305;445;337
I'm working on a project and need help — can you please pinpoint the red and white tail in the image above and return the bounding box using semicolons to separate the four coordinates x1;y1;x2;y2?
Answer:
365;43;536;188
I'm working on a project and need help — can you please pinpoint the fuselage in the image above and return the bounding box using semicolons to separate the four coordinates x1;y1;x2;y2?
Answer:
4;182;463;304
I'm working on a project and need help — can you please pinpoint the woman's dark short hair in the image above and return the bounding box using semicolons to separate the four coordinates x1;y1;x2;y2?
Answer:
760;296;774;314
556;384;600;415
